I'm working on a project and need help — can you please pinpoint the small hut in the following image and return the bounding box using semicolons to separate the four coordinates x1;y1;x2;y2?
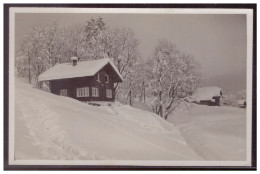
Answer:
193;87;223;106
237;99;246;108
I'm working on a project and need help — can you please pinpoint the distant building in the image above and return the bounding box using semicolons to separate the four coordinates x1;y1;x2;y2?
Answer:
237;99;246;108
193;87;223;106
38;58;123;102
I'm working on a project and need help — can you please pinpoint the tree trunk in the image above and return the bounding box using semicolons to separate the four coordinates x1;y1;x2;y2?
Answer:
140;81;146;102
158;90;164;117
143;82;146;102
28;51;31;84
139;89;142;102
129;90;132;106
38;81;43;88
156;104;163;118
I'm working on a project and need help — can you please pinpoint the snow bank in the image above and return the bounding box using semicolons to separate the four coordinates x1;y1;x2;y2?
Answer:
193;87;222;102
15;78;202;160
168;104;246;161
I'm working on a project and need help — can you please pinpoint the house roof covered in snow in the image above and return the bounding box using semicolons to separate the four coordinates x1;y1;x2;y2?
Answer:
192;87;222;102
38;58;123;82
237;99;246;105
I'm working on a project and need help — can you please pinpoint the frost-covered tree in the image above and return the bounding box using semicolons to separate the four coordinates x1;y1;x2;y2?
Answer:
117;58;148;105
16;17;140;96
63;24;87;61
16;25;45;84
87;27;140;93
15;18;106;86
148;40;201;119
15;20;66;86
85;17;106;41
41;20;66;67
63;17;106;61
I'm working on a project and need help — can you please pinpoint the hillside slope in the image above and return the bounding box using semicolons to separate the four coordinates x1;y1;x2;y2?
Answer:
168;104;247;161
15;79;202;160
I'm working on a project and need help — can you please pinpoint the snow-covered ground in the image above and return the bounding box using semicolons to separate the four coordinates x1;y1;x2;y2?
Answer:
168;104;246;161
14;79;202;160
14;79;246;161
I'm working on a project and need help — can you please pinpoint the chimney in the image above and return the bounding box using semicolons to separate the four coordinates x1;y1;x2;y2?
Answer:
71;57;78;66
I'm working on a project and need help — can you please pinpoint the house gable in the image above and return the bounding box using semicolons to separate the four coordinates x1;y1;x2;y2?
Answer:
94;63;123;83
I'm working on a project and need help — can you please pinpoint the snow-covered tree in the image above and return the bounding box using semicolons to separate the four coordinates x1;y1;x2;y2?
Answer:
108;28;139;84
16;25;45;84
15;18;106;86
63;17;106;61
40;20;67;67
117;58;148;105
148;40;201;119
16;18;139;99
87;27;140;93
63;24;87;61
15;20;66;86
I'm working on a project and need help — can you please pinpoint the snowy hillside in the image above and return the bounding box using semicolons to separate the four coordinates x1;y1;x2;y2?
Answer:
168;104;246;161
15;79;202;160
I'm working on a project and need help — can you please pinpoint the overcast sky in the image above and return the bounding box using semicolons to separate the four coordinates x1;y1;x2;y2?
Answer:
15;13;247;92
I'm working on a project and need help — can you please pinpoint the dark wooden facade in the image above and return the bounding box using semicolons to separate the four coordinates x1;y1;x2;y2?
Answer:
49;64;120;102
198;95;222;106
199;96;222;106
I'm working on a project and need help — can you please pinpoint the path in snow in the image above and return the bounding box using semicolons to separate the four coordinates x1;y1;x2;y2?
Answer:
168;105;247;161
14;79;202;160
15;106;43;160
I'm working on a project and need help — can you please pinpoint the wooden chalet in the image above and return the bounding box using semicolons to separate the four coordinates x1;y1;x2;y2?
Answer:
38;57;123;102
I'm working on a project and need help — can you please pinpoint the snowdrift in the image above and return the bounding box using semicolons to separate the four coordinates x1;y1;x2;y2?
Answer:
168;104;247;161
15;79;202;160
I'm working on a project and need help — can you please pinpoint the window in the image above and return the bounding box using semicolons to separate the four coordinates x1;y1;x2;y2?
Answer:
96;73;100;81
92;87;99;97
77;87;89;97
60;89;67;96
104;75;109;83
106;89;112;98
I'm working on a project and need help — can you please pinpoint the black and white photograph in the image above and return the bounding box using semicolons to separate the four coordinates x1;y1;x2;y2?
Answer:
4;4;256;170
